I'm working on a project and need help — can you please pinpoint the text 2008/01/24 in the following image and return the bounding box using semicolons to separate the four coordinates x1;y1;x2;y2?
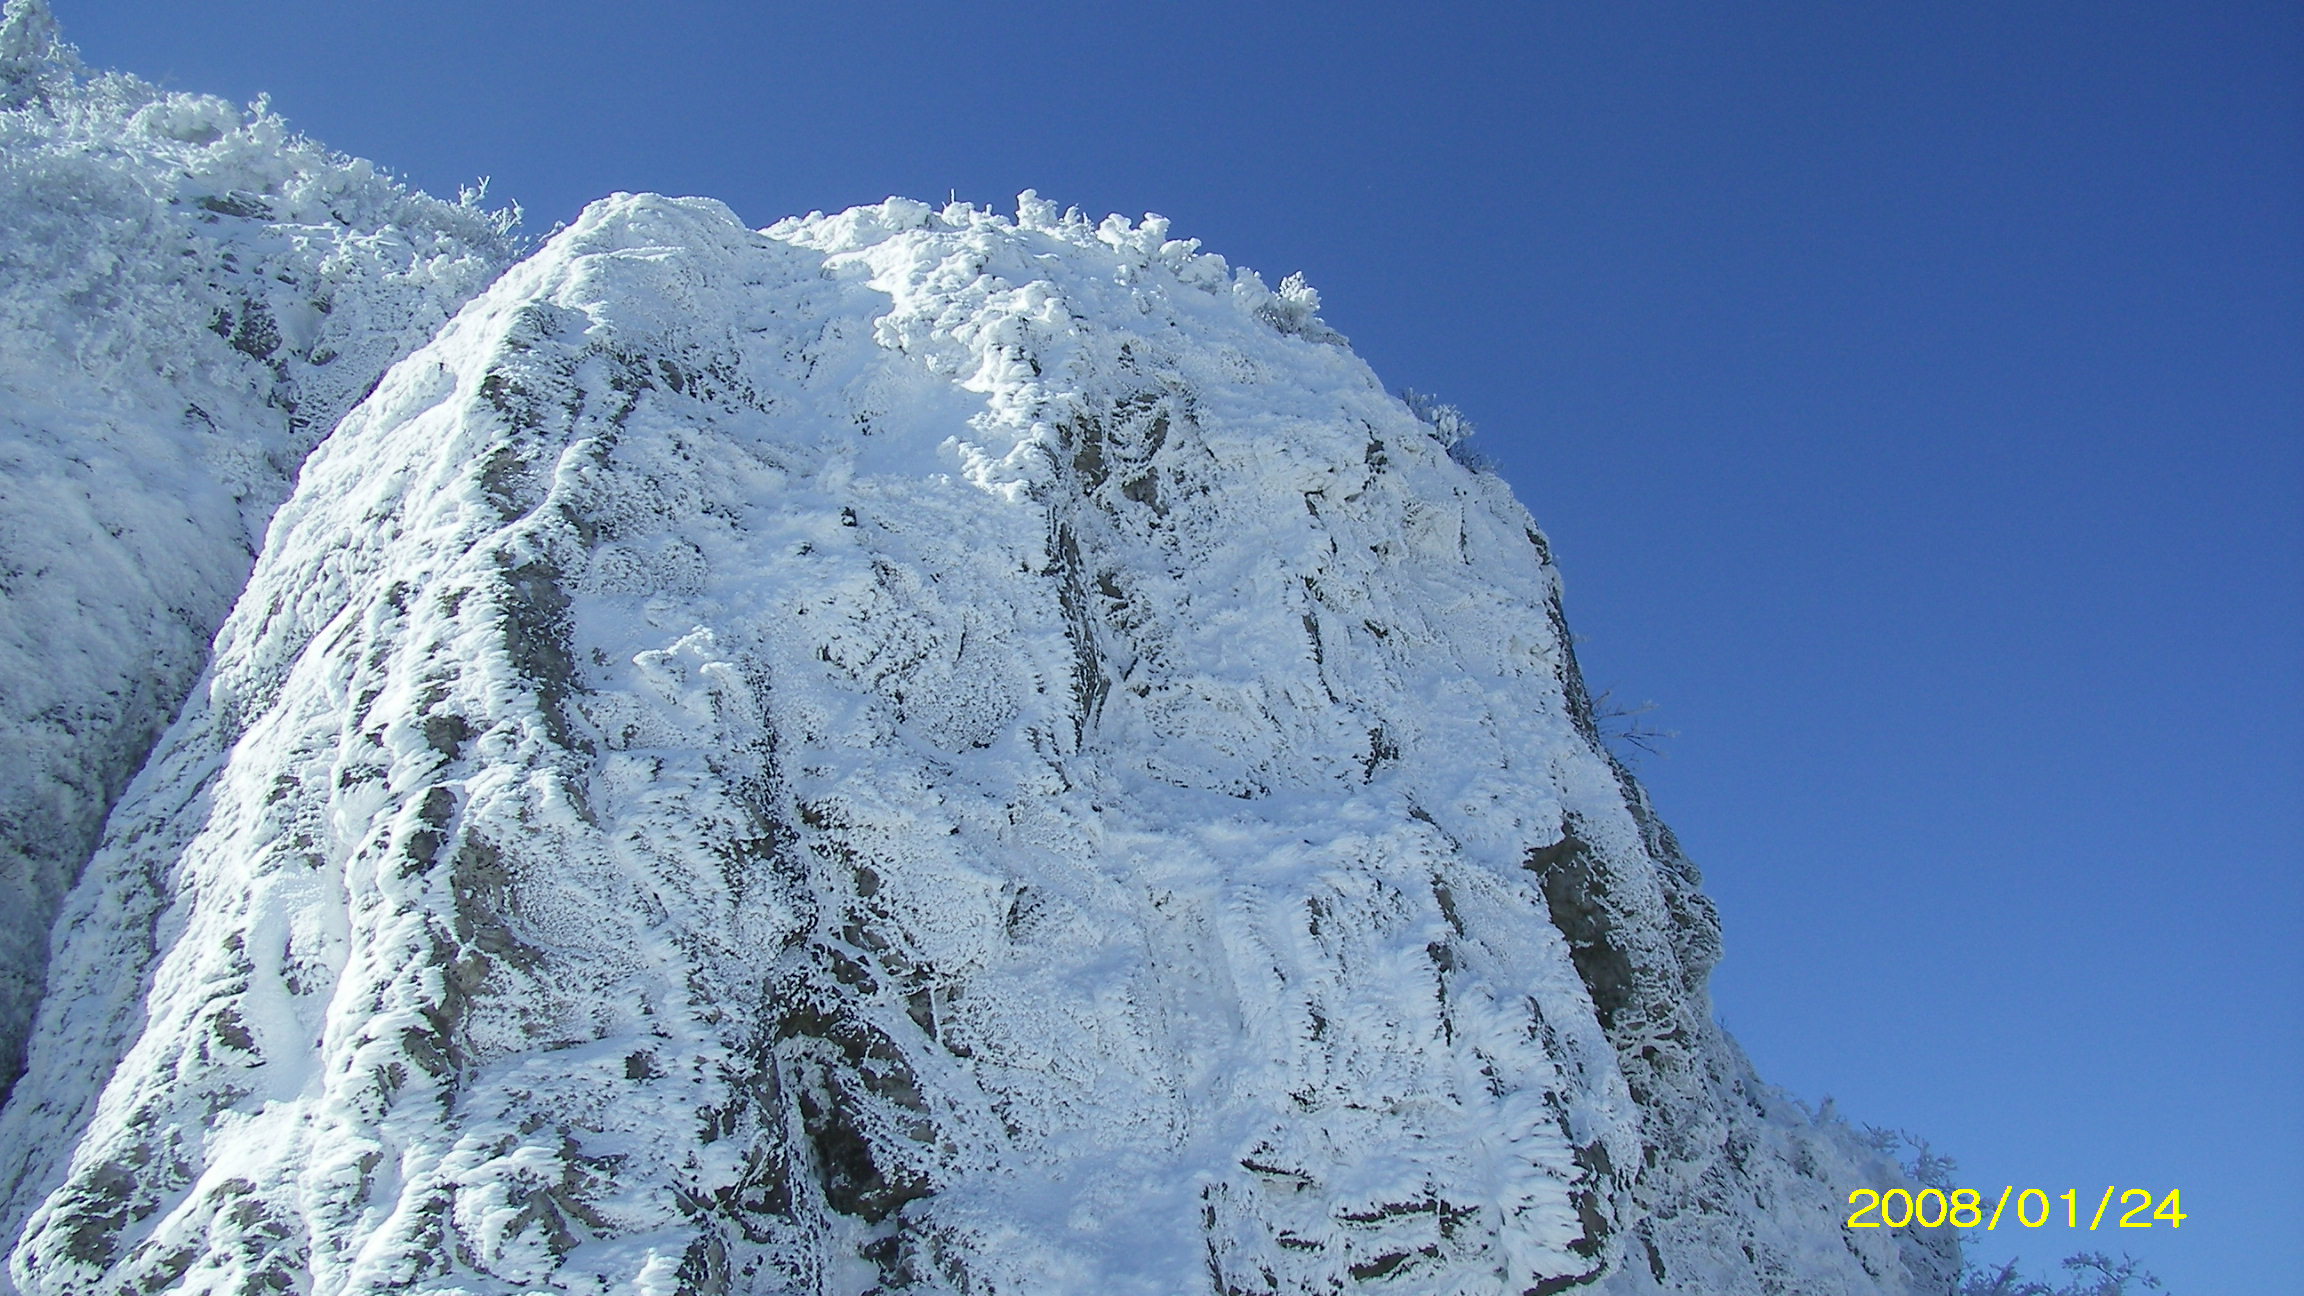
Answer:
1845;1187;2185;1231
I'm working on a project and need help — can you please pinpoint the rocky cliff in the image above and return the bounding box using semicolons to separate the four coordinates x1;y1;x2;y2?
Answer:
0;8;1958;1292
0;0;514;1096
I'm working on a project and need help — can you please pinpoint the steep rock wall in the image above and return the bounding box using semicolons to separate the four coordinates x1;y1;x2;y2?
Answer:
0;0;514;1094
0;192;1955;1294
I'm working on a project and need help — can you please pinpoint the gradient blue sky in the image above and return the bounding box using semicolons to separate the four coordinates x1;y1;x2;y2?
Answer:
62;3;2300;1290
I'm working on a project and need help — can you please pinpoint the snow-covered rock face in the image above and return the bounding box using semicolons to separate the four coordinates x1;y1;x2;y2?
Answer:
0;183;1958;1294
0;0;514;1095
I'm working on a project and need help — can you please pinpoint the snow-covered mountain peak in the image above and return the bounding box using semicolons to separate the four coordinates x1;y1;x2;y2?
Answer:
0;15;1967;1289
0;176;1957;1293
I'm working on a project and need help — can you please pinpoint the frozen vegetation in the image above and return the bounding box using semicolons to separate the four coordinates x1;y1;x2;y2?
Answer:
0;3;1964;1291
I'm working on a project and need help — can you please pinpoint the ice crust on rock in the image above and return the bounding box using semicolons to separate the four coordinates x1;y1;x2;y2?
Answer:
0;9;1964;1289
0;0;516;1095
0;177;1959;1294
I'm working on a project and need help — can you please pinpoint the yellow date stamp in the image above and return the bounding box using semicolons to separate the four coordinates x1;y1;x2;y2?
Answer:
1845;1186;2185;1231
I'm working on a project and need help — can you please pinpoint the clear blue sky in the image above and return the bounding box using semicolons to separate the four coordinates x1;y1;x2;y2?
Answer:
63;3;2300;1290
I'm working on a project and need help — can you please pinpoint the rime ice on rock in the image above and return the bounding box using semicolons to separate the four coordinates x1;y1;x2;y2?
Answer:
0;2;516;1101
0;181;1958;1294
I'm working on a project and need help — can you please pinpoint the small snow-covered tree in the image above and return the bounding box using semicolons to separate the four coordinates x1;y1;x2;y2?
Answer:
1400;387;1498;471
1400;387;1474;448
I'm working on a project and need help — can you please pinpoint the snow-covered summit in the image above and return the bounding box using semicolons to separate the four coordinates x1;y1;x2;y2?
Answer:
0;0;516;1099
0;183;1957;1294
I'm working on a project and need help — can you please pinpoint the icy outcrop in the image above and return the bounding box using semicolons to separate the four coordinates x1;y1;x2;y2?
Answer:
0;0;515;1094
0;184;1959;1294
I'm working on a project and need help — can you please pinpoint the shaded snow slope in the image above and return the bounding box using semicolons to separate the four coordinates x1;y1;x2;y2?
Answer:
0;0;514;1094
0;190;1956;1294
